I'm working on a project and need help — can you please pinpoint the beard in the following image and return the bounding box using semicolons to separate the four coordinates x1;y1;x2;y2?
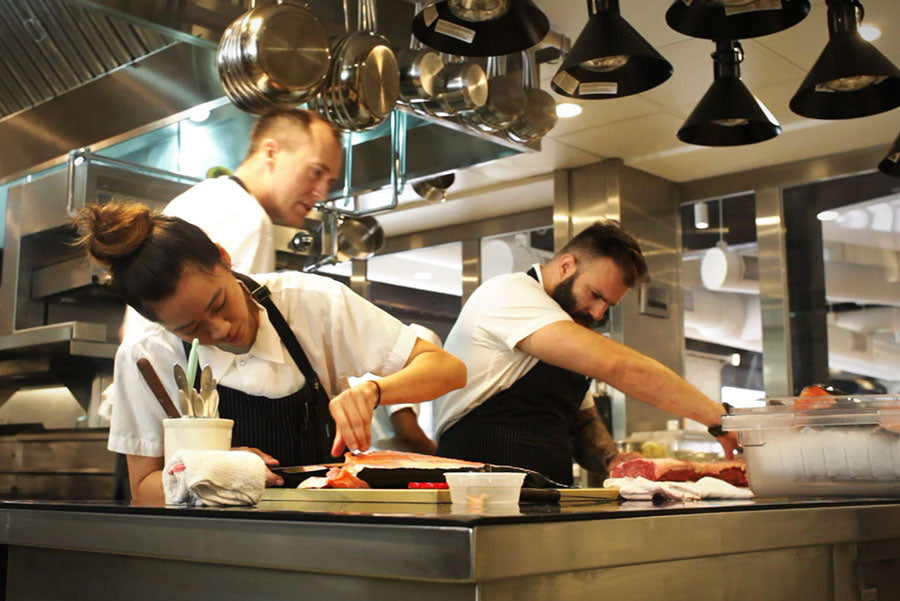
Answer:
550;272;606;329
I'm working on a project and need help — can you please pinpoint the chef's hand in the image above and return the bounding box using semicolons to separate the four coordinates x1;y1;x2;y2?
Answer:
329;380;379;457
233;446;284;487
716;432;740;460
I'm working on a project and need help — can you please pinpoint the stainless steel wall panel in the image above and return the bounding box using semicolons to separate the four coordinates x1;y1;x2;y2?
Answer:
755;187;793;397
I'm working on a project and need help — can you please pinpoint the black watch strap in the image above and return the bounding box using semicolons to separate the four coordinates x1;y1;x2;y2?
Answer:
707;402;733;438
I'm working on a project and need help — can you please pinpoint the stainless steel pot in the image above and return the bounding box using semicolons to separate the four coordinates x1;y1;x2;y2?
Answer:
397;2;445;104
420;55;488;117
309;0;399;132
412;173;455;202
336;215;385;261
463;55;525;133
216;1;330;114
505;49;557;143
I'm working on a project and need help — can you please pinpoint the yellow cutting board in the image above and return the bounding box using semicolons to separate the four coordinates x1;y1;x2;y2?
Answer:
261;487;619;504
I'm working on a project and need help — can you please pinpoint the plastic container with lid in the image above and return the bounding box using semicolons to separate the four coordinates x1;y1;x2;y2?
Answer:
443;472;525;506
723;394;900;497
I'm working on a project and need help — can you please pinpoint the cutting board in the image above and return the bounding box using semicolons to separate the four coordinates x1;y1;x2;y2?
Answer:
261;487;619;504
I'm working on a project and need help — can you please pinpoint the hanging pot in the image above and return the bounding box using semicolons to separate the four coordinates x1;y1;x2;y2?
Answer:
336;215;385;261
505;49;557;143
412;173;455;202
420;54;488;117
309;0;400;132
216;1;331;114
463;55;526;133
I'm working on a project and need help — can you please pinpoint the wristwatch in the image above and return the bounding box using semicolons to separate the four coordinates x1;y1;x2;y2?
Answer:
707;402;733;438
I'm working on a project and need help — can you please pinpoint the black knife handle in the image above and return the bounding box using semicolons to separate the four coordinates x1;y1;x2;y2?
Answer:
519;488;561;503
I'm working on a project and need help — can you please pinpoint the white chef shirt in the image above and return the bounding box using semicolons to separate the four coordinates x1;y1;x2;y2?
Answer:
109;271;418;457
432;265;593;439
164;176;275;274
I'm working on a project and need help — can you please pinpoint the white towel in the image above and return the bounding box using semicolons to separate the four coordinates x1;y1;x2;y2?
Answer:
163;450;266;506
604;476;754;501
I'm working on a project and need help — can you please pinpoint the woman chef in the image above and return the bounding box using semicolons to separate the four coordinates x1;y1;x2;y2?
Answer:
74;202;466;504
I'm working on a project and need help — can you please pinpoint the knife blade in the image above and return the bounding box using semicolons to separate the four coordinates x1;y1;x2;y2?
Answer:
271;463;344;474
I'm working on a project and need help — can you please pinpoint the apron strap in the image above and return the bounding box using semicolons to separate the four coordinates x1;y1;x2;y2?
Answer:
231;272;324;392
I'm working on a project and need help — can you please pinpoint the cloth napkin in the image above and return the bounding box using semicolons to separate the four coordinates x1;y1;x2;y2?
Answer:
603;476;754;501
163;450;266;507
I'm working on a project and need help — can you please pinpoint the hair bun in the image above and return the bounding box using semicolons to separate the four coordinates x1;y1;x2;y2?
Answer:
73;202;155;265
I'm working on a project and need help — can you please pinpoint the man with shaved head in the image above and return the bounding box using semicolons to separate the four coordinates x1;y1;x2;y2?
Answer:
163;109;343;274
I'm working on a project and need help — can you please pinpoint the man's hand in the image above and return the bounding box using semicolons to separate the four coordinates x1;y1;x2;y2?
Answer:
716;432;740;460
329;380;379;456
232;446;283;487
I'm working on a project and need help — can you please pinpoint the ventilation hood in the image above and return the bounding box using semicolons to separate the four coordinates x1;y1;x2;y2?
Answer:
0;0;534;188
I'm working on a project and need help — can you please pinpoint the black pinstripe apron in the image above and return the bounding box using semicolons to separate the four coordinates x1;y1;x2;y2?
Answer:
185;273;335;467
436;268;590;485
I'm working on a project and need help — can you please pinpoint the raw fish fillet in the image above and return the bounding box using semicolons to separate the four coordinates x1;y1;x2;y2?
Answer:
297;451;484;489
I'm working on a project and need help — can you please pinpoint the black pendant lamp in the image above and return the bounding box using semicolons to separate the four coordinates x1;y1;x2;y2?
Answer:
411;0;549;57
879;131;900;177
666;0;810;40
551;0;673;99
678;40;781;147
790;0;900;120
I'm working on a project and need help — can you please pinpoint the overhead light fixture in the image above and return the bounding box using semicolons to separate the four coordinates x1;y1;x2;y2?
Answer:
730;353;741;367
879;131;900;177
556;102;583;118
790;0;900;120
678;40;781;147
858;23;881;41
665;0;810;40
550;0;672;100
694;202;710;230
816;210;840;221
411;0;549;57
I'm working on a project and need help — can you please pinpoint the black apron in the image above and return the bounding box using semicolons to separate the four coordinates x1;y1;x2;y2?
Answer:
436;268;591;485
184;273;335;467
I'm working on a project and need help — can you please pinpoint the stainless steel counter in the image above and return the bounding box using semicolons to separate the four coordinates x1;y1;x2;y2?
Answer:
0;497;898;600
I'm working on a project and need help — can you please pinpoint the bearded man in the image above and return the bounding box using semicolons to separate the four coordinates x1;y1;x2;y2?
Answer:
433;220;738;485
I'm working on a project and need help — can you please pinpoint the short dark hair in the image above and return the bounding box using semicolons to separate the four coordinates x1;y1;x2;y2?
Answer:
559;220;649;287
73;201;223;321
245;108;341;156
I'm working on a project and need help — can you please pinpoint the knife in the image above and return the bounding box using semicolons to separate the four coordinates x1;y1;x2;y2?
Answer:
271;463;344;474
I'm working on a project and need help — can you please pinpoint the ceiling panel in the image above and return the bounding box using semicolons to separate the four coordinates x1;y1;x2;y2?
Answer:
554;112;687;159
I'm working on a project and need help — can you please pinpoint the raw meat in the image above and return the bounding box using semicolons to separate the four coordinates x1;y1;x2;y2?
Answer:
296;451;484;489
610;457;748;487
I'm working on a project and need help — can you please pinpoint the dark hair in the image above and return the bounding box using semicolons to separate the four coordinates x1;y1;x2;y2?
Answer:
559;220;649;287
245;108;341;156
72;201;223;321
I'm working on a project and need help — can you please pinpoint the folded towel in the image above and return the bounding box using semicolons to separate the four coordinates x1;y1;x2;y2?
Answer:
163;450;266;506
604;476;754;501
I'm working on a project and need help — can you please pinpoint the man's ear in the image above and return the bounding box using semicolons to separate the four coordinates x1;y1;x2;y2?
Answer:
217;244;233;269
558;253;577;278
261;138;279;164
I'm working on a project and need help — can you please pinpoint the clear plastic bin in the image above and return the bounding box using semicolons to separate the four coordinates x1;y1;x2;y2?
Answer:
723;394;900;497
443;472;525;505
